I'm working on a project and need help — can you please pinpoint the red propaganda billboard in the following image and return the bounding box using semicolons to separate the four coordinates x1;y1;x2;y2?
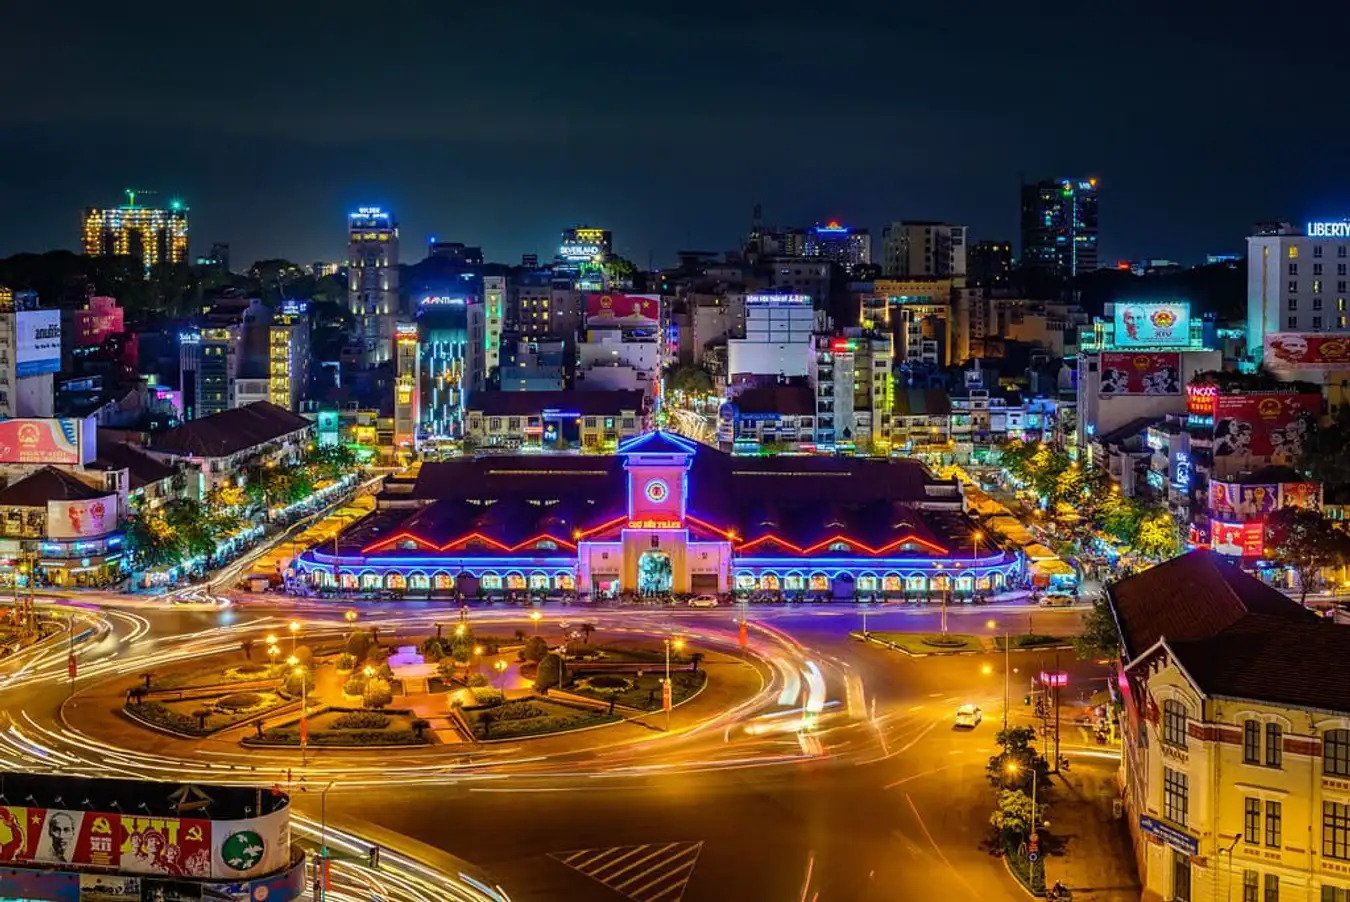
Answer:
1264;333;1350;371
33;809;117;868
47;496;118;540
1213;393;1320;459
1211;520;1264;557
1098;352;1181;396
117;815;212;877
1280;482;1322;510
0;419;83;465
585;293;659;321
1208;483;1280;519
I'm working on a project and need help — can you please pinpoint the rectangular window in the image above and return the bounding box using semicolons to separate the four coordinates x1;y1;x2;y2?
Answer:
1245;797;1261;843
1341;281;1348;293
1327;730;1350;777
1339;263;1347;276
1315;316;1325;329
1325;801;1350;860
1288;316;1299;328
1264;874;1279;902
1289;298;1299;311
1316;280;1325;293
1341;245;1348;257
1243;871;1258;902
1289;281;1300;293
1244;720;1261;763
1173;850;1192;902
1290;263;1299;275
1267;724;1283;767
1316;245;1325;257
1163;700;1188;747
1316;263;1325;275
1266;800;1282;847
1315;297;1325;310
1164;767;1189;826
1323;885;1350;902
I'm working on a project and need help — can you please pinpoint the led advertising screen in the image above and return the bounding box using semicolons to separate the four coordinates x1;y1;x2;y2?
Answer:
585;293;660;321
15;310;61;376
1263;333;1350;371
1097;352;1181;396
47;496;118;540
1207;483;1279;519
1111;301;1191;348
1210;520;1264;557
1213;393;1320;459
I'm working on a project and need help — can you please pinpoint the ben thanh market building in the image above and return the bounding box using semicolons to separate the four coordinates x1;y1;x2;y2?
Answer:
297;431;1022;598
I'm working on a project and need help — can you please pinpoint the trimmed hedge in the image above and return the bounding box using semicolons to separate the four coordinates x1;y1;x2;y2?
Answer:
331;711;390;730
127;701;204;735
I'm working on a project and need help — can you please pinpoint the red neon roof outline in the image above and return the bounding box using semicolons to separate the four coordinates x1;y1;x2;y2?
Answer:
361;530;578;555
685;514;737;539
734;532;949;557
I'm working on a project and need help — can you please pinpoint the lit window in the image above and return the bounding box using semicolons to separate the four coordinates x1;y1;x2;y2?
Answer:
1288;246;1299;259
1325;730;1350;777
1266;723;1283;767
1164;767;1188;826
1163;700;1188;748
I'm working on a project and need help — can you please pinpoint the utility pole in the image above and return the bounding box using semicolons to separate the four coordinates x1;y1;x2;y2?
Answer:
1053;651;1062;772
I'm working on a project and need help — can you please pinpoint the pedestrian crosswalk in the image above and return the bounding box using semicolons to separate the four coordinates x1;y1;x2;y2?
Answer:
548;841;703;901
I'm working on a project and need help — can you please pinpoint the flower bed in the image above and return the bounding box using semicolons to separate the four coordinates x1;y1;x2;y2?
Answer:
127;689;289;736
566;670;706;712
460;697;619;741
147;662;276;691
252;707;430;747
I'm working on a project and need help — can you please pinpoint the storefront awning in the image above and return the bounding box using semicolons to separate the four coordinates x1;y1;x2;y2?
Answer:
1023;543;1059;561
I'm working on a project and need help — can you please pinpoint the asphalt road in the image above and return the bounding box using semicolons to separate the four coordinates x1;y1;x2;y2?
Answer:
0;598;1112;901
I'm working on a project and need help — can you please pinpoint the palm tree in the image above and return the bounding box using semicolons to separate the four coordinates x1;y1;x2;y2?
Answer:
192;708;211;732
580;623;596;644
479;710;495;739
411;718;431;741
690;652;705;673
241;639;254;661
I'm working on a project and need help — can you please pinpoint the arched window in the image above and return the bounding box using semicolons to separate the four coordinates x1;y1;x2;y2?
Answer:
386;572;406;590
535;540;558;550
809;573;829;591
761;573;781;591
555;573;575;590
882;574;902;592
360;572;381;589
407;572;430;590
905;574;927;592
432;572;453;590
480;572;503;590
828;541;850;552
784;573;805;590
735;572;756;590
505;572;526;590
856;574;878;591
528;572;549;590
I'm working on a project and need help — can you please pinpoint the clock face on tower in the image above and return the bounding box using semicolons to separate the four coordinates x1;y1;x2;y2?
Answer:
644;478;670;504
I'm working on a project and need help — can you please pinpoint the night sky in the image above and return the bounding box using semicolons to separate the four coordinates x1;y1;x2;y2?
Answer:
4;3;1349;269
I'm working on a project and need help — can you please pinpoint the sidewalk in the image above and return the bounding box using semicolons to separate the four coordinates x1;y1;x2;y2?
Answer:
1042;761;1139;900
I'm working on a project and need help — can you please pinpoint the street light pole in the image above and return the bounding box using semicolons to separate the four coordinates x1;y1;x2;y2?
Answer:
664;639;672;732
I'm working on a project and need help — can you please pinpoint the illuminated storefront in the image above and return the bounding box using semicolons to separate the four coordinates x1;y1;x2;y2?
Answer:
297;431;1021;597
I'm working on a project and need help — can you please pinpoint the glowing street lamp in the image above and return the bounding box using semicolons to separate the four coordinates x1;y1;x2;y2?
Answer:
288;620;301;653
344;609;358;628
493;658;508;688
663;637;686;732
529;610;542;634
292;663;309;765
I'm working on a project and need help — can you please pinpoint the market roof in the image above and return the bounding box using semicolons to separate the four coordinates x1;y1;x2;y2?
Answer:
88;440;178;490
149;401;312;459
467;390;646;417
0;466;109;507
733;385;816;416
1109;550;1350;711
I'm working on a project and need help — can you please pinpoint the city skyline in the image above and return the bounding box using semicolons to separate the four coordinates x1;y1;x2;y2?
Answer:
5;5;1350;268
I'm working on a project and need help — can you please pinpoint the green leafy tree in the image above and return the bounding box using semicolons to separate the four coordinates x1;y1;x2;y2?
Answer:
521;636;548;663
1074;591;1123;663
987;726;1050;794
125;512;181;568
535;652;564;691
1267;507;1350;605
1135;507;1182;560
665;364;715;397
989;789;1038;842
363;677;394;709
1297;404;1350;487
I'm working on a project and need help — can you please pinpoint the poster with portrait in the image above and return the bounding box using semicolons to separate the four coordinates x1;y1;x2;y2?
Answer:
33;809;88;867
1208;482;1237;518
1212;393;1321;459
118;815;211;877
79;874;141;902
1098;352;1182;396
1235;484;1280;518
1211;520;1264;557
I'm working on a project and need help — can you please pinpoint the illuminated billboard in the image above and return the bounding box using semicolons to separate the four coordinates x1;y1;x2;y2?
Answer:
1098;352;1181;396
0;419;86;465
16;310;61;376
47;496;118;539
1210;520;1264;557
1263;332;1350;371
1213;393;1320;459
585;293;660;321
1111;302;1191;348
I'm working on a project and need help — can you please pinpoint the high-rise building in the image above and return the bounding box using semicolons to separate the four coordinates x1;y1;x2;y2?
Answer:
393;322;419;450
179;298;267;420
1246;220;1350;369
808;330;893;452
727;293;819;381
82;192;189;274
1020;178;1099;280
803;221;870;275
414;294;485;445
268;301;311;412
346;207;399;366
881;222;967;278
482;274;506;378
968;240;1013;293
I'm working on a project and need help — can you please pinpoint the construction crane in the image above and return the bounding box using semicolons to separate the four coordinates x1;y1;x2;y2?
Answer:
123;188;157;208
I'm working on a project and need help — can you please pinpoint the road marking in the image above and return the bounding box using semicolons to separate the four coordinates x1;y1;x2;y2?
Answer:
904;793;979;898
549;841;703;901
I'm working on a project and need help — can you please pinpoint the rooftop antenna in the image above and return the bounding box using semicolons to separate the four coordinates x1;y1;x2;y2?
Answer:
123;188;158;209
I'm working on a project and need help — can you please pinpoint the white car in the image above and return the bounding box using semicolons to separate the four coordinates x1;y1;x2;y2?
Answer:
955;704;983;728
689;594;720;608
1041;590;1078;607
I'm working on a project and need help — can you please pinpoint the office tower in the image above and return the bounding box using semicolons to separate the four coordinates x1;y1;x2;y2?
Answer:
268;301;311;411
803;221;870;275
393;322;419;449
0;289;59;419
1020;178;1099;280
969;241;1014;292
809;330;894;451
482;274;506;377
727;293;819;380
82;191;189;274
415;294;485;445
881;222;968;278
347;206;400;366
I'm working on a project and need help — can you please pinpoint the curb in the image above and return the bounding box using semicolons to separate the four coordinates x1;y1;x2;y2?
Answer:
850;631;983;657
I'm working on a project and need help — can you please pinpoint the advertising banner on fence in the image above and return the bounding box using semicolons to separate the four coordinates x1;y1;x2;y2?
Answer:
1211;520;1265;557
33;809;118;868
0;805;40;861
1098;352;1182;395
16;309;62;377
79;874;141;902
142;877;204;901
118;815;212;878
46;496;117;540
1264;332;1350;370
209;811;288;880
0;419;84;465
0;866;79;901
1213;393;1320;459
1112;302;1191;348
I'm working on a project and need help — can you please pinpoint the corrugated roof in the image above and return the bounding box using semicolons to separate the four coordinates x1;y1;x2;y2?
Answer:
149;401;312;459
88;441;178;490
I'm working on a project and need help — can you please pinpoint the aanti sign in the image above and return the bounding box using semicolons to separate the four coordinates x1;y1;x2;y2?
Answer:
1210;520;1264;557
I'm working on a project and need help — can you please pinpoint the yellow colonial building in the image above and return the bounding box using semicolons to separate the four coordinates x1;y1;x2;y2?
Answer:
1110;551;1350;902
